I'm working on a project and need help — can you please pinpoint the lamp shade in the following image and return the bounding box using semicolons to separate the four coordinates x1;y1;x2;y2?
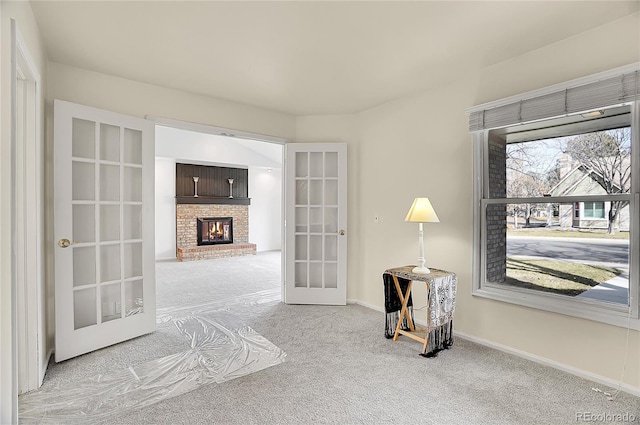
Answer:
404;198;440;223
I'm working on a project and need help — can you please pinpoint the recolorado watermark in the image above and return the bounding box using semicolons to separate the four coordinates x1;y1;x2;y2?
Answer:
576;412;638;423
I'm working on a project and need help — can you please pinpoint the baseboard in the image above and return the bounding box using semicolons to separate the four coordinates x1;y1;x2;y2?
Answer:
347;299;383;312
349;299;640;397
155;256;177;262
455;331;640;398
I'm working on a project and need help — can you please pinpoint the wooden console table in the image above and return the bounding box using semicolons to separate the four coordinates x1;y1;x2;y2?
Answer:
384;266;456;357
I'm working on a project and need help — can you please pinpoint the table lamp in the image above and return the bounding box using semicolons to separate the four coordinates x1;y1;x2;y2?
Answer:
405;197;440;274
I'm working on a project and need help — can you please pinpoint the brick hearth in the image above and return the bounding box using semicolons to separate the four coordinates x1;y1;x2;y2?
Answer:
176;204;256;261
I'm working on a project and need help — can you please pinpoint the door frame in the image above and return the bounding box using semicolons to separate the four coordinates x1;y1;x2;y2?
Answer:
13;22;46;393
11;18;46;397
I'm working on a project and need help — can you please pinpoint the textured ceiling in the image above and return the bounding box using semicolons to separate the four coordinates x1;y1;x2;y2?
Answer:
30;1;639;115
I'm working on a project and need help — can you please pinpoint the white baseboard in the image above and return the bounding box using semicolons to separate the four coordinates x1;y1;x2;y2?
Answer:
454;331;640;398
347;299;383;312
349;299;640;397
155;256;177;262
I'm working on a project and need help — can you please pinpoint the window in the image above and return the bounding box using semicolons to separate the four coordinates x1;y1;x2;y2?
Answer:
469;65;639;328
583;201;605;219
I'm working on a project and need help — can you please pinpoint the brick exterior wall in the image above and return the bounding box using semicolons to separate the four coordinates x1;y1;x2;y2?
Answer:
176;204;256;261
486;137;507;284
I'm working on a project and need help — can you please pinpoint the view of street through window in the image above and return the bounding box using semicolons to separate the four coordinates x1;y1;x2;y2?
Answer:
503;128;631;305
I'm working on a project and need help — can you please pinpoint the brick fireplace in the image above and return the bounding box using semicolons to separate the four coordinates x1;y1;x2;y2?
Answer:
176;204;256;261
175;163;256;261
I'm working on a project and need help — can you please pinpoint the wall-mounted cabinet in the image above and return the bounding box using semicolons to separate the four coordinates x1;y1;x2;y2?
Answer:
175;163;250;205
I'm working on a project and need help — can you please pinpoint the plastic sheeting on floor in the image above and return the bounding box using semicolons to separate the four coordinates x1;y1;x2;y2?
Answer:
19;311;286;424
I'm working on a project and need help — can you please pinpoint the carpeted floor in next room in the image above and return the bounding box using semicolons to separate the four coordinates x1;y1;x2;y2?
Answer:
22;251;640;424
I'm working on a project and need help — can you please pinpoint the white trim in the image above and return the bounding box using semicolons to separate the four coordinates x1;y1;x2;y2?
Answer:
13;24;45;392
473;287;638;330
348;298;383;312
455;331;640;398
629;103;640;320
7;19;19;424
466;62;640;114
146;115;290;145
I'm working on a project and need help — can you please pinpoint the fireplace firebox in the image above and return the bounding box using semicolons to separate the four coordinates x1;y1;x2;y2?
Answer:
197;217;233;246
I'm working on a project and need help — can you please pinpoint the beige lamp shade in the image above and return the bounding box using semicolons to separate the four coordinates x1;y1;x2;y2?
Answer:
404;198;440;223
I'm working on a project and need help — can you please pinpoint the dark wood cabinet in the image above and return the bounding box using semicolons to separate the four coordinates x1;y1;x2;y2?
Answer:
175;163;250;205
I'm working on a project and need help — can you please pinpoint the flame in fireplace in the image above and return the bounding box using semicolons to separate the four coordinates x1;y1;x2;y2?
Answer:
209;222;223;239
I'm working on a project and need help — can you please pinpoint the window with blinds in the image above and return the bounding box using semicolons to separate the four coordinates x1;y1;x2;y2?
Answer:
469;63;640;328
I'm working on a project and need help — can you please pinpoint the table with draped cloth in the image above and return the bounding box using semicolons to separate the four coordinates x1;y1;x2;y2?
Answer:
383;266;457;357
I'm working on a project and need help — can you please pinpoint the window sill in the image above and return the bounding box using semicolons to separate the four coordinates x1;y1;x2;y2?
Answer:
472;285;640;330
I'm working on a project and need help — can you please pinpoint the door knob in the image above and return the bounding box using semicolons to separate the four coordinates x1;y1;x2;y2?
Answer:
339;230;346;236
58;238;71;248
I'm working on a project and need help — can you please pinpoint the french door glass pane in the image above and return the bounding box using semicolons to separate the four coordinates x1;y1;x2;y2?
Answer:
309;207;322;233
125;280;144;316
309;152;323;177
100;244;121;282
123;205;142;239
123;167;142;202
100;123;120;162
325;180;338;205
74;288;97;330
100;205;120;241
101;283;122;323
296;180;308;205
309;263;322;288
295;152;308;177
324;263;337;289
72;118;95;159
295;235;307;260
124;128;143;164
295;207;307;232
73;247;96;287
309;235;322;261
325;236;337;261
72;162;95;201
309;180;322;205
124;242;143;278
100;165;120;201
325;152;338;177
73;205;95;243
295;263;307;288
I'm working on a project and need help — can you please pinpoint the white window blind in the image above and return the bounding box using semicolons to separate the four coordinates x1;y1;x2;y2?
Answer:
468;69;639;131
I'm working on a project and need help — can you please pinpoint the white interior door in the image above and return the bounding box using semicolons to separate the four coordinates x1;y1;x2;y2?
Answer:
284;143;347;305
54;100;155;362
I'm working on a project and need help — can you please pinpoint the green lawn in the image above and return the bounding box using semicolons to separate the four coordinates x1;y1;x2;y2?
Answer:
507;228;629;240
505;258;620;296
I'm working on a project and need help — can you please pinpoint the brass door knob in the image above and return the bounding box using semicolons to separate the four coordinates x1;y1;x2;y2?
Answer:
58;238;71;248
339;230;346;236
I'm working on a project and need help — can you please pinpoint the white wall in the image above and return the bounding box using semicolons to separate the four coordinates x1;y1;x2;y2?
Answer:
296;12;640;391
249;167;282;252
1;1;48;422
155;158;176;260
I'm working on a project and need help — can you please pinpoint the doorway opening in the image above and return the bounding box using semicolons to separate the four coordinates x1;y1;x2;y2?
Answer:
153;120;285;301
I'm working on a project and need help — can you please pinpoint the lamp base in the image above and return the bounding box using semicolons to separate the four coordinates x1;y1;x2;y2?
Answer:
411;266;431;274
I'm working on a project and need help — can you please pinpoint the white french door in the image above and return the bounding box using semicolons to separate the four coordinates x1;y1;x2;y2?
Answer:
284;143;347;305
54;100;156;362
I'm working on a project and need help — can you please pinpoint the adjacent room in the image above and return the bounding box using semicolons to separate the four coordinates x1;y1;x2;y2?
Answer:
1;1;639;424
